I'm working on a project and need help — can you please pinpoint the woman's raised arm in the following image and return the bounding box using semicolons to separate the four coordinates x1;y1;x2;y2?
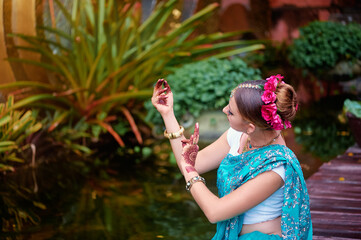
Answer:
151;79;230;175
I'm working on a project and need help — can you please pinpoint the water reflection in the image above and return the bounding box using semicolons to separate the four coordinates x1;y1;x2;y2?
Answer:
1;154;218;240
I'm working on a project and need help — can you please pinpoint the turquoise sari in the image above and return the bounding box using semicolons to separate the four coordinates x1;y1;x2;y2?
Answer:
212;145;312;240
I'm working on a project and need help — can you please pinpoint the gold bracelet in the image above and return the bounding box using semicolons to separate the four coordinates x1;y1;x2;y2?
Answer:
164;126;184;139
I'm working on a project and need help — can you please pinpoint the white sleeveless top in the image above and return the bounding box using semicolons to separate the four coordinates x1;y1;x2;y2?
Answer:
226;127;285;224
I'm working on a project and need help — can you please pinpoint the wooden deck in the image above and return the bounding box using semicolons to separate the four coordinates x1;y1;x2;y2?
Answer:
306;145;361;239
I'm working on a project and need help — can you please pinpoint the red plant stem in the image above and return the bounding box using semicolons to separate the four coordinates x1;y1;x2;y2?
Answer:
121;107;143;144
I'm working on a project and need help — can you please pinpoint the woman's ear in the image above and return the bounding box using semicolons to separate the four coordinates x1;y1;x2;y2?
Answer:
246;122;256;135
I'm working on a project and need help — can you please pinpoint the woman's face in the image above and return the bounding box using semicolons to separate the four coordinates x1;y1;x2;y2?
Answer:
223;96;251;132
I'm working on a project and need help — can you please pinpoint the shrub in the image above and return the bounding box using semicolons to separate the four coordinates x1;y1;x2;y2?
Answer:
289;21;361;78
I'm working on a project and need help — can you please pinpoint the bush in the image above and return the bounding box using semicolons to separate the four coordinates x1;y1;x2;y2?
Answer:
289;21;361;77
145;57;261;127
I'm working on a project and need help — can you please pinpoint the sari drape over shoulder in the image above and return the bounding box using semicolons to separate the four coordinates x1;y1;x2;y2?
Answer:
212;145;312;240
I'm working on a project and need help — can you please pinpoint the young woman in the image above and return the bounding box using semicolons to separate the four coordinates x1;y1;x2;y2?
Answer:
151;75;312;240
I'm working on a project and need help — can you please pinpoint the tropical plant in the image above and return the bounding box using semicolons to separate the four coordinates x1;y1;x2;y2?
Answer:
0;95;42;172
145;57;262;127
1;0;263;151
342;98;361;147
288;21;361;79
343;99;361;118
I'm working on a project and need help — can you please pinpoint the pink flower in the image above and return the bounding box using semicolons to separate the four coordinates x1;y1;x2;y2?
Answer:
271;114;284;130
284;120;292;129
266;75;277;81
261;90;276;104
261;74;288;130
261;103;277;122
275;74;284;81
264;77;278;91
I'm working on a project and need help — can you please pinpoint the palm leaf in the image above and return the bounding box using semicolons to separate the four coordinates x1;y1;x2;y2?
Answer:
210;44;265;59
86;89;153;115
0;115;11;127
0;81;56;91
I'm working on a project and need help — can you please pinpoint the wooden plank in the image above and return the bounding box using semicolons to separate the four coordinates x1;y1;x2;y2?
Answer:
313;227;361;239
311;211;361;225
316;164;361;173
313;237;361;240
310;203;361;214
308;187;361;197
307;173;361;182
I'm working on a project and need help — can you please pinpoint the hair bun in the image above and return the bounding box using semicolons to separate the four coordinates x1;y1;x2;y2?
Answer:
275;83;298;121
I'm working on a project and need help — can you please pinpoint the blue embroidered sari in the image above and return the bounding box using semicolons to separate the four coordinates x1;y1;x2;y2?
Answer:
212;145;312;240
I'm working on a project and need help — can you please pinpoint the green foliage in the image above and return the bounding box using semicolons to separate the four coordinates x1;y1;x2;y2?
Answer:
2;0;263;151
289;21;361;77
145;57;261;126
343;99;361;118
294;97;354;161
0;95;42;172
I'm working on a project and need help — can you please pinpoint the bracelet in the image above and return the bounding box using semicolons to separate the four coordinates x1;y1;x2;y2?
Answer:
164;126;184;139
186;175;206;191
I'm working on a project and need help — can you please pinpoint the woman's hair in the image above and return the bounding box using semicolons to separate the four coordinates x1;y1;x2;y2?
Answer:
234;79;298;130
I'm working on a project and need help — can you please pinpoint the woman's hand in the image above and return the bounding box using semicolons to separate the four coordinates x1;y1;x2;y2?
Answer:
181;123;200;173
151;79;173;116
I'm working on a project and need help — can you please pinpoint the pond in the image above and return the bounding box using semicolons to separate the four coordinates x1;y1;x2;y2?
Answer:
1;146;219;240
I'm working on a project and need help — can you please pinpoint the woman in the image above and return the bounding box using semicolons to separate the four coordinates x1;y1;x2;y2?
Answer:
151;75;312;239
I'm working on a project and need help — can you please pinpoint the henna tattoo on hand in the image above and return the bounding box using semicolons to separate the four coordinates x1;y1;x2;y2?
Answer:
182;144;199;166
155;79;171;106
185;166;197;173
181;123;200;173
157;95;168;105
155;78;164;89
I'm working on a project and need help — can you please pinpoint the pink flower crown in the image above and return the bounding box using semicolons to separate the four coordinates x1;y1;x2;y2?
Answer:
230;74;293;130
261;74;291;130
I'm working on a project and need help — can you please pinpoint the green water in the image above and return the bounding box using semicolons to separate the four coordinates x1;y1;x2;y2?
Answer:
1;155;218;240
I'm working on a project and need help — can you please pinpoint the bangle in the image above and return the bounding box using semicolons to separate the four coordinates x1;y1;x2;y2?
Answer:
164;126;184;139
186;175;206;191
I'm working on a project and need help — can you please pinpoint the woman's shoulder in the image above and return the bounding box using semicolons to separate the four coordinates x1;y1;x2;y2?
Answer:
265;144;298;160
227;127;243;139
226;127;244;146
